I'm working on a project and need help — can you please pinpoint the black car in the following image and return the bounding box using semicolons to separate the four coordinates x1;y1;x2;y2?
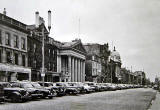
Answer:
31;82;54;99
0;82;29;103
11;81;43;99
53;83;66;96
56;82;79;95
0;83;4;103
38;82;62;96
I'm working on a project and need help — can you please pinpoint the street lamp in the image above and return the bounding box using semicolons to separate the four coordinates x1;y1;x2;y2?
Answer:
35;10;51;87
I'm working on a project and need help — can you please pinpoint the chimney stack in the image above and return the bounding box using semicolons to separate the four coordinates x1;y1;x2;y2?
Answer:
35;11;39;28
3;8;6;15
48;10;51;32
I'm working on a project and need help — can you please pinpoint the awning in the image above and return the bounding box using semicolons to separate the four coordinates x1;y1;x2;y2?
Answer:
0;63;31;74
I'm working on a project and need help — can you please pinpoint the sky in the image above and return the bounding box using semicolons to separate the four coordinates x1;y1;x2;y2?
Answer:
1;0;160;81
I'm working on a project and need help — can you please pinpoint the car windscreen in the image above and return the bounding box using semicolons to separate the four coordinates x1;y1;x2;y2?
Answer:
32;83;41;87
22;83;34;88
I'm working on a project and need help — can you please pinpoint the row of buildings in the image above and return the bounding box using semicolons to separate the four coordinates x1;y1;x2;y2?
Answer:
0;9;146;85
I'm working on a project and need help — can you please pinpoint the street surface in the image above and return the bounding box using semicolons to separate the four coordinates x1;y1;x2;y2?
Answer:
0;88;156;110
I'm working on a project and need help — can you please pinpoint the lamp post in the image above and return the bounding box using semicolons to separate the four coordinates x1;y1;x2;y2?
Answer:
36;10;51;87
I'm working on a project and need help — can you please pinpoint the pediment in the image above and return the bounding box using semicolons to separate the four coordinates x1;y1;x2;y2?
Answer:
72;42;86;54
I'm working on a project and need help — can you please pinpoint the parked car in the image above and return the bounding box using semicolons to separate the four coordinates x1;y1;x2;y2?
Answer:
11;81;43;99
84;82;99;92
0;83;5;103
82;83;94;93
67;82;84;93
0;82;29;103
56;82;79;95
31;82;54;99
38;82;57;97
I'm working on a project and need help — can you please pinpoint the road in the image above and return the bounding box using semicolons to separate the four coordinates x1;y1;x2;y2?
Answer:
0;88;156;110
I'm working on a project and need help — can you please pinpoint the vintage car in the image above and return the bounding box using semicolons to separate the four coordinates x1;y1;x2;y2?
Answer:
56;82;79;95
39;82;65;96
0;83;5;103
11;81;43;99
31;82;54;99
67;82;85;93
84;82;99;92
82;83;95;93
0;82;29;102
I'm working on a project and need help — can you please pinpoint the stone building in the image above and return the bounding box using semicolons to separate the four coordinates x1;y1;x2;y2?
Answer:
84;43;110;83
109;47;122;83
0;12;31;81
27;22;59;82
57;39;86;82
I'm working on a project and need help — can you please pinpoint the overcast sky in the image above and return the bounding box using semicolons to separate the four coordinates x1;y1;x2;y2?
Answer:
1;0;160;81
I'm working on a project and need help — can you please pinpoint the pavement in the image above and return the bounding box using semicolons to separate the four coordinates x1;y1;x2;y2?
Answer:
0;88;156;110
149;91;160;110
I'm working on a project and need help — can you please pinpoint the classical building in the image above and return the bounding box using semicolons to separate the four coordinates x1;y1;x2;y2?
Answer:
57;39;86;82
0;12;31;81
109;47;122;83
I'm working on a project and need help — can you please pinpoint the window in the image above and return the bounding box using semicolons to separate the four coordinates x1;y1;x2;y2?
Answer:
0;30;2;44
33;43;36;53
48;63;50;70
6;51;12;63
21;38;26;50
5;32;10;45
14;53;18;65
14;35;19;48
22;55;25;66
33;60;36;68
49;49;50;56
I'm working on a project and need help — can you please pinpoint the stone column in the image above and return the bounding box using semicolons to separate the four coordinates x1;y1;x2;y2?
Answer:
57;55;61;73
68;55;71;82
79;60;81;82
72;57;75;82
83;61;85;82
77;59;80;82
75;58;77;82
81;60;83;82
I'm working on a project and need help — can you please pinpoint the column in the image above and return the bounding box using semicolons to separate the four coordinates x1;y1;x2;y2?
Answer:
57;55;61;73
83;61;85;82
79;59;82;82
71;57;75;82
75;58;77;82
77;59;80;82
68;55;71;82
81;60;83;82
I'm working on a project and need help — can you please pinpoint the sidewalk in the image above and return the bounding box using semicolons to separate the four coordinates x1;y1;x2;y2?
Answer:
150;91;160;110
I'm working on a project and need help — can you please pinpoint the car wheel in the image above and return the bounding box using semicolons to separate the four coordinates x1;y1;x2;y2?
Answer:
48;96;53;99
10;94;21;103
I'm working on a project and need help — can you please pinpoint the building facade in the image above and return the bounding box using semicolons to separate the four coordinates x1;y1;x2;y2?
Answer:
0;12;31;82
109;47;122;83
84;43;110;83
57;39;86;82
27;23;59;82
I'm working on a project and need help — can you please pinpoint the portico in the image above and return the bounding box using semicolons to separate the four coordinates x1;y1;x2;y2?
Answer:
57;39;86;82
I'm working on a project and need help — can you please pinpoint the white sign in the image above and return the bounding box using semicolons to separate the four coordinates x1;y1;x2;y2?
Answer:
41;73;45;77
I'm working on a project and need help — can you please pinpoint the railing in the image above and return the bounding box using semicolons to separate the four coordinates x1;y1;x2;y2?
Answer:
0;13;27;30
